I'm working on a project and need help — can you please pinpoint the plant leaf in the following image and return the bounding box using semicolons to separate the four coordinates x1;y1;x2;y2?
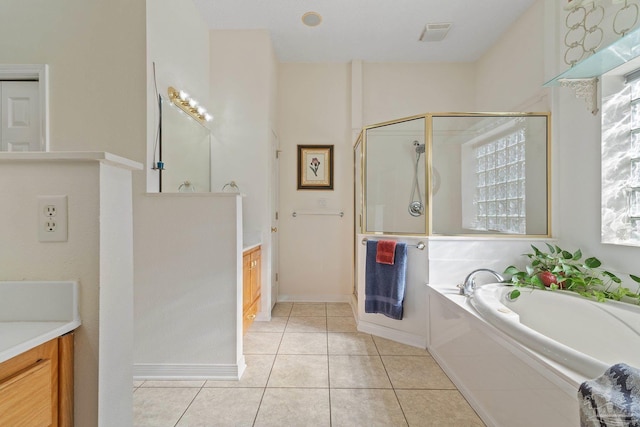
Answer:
561;250;573;260
584;257;601;269
503;266;521;275
630;274;640;283
509;289;521;300
572;249;582;260
545;243;555;254
603;271;622;284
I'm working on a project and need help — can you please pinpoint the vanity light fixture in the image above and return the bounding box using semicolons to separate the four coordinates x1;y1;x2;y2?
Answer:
168;86;213;124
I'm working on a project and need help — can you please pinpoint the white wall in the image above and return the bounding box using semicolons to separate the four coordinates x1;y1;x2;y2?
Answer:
547;0;640;286
134;194;244;378
0;156;137;427
209;30;278;312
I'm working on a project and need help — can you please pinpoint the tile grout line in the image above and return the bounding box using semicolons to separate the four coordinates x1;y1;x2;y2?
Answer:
172;382;206;427
373;337;412;427
252;305;291;427
325;307;332;427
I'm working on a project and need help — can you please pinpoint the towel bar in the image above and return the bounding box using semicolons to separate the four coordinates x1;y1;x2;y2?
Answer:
361;238;425;250
292;210;344;217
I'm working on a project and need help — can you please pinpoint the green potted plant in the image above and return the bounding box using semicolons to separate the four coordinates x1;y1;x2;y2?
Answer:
504;243;640;304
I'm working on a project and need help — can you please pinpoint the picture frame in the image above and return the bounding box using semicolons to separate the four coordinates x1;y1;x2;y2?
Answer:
297;145;334;190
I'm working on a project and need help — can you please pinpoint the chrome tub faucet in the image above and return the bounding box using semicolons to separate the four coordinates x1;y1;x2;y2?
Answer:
459;268;504;296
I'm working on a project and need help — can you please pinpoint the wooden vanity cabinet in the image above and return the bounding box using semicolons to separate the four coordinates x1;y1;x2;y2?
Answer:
243;246;261;334
0;333;74;427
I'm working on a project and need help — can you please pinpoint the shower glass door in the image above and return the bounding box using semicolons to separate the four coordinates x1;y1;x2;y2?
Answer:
364;116;427;235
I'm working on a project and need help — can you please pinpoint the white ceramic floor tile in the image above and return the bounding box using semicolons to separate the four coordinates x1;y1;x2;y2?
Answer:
329;355;392;389
326;302;354;317
373;335;430;356
255;388;330;427
243;332;283;354
268;354;329;388
133;387;198;427
290;303;327;317
327;316;358;332
382;356;456;389
328;332;378;355
205;354;275;388
396;389;485;426
278;332;328;354
176;388;264;427
248;316;288;333
271;302;293;317
285;316;327;332
331;388;408;427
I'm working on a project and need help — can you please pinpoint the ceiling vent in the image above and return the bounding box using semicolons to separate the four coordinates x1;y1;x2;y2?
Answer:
418;23;452;42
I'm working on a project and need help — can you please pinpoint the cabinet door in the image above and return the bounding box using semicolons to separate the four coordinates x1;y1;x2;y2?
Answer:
250;248;261;303
0;359;52;426
0;338;59;426
243;251;252;312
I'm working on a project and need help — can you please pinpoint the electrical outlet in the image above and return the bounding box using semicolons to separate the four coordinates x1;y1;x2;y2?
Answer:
38;195;68;242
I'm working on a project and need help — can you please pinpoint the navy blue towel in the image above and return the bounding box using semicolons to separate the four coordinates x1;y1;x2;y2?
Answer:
365;240;408;320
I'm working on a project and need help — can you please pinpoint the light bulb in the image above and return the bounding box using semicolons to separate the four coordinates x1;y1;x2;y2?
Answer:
188;99;198;108
197;106;205;115
204;113;213;122
179;90;189;101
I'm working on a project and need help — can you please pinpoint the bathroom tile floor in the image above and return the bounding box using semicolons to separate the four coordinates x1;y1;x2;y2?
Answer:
133;302;485;427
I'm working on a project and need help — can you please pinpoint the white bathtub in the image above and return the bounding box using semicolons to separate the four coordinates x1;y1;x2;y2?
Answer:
471;284;640;380
427;283;594;426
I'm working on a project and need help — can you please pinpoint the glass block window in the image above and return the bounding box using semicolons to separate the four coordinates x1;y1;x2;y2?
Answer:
630;79;640;223
473;125;526;233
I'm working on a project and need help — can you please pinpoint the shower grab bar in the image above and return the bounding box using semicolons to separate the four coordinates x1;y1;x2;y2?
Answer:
361;238;425;250
292;210;344;218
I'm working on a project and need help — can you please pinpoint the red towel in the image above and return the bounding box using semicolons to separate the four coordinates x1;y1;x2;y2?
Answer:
376;240;397;265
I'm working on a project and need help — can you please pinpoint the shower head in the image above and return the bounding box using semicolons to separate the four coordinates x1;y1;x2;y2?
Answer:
413;141;426;154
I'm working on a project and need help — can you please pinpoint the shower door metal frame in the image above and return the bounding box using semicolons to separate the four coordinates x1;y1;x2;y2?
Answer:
359;112;552;238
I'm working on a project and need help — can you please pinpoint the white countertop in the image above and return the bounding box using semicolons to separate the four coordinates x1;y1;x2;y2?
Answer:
0;320;81;363
0;280;81;364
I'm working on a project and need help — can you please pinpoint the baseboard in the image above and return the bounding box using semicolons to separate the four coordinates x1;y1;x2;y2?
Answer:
356;320;427;348
134;357;246;381
277;294;352;303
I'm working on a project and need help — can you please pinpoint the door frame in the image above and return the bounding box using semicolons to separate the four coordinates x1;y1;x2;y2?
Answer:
0;64;49;151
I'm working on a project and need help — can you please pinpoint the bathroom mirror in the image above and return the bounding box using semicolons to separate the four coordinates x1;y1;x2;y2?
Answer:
362;113;550;236
159;95;211;192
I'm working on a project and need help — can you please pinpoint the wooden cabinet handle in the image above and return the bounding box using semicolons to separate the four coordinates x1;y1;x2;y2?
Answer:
247;314;256;320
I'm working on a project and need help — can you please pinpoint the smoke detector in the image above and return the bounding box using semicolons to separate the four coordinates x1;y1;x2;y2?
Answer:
418;23;452;42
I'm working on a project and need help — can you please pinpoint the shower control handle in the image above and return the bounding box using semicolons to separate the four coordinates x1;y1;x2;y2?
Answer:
271;227;278;233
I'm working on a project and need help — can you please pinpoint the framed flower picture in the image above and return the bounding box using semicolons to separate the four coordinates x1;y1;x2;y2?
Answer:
297;145;334;190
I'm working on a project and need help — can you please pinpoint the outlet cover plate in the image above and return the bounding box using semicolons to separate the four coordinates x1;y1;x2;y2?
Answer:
38;195;68;242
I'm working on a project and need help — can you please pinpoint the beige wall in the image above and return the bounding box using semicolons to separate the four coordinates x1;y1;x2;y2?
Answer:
209;30;278;312
277;63;353;300
475;0;548;111
0;1;146;425
0;1;146;161
362;63;477;125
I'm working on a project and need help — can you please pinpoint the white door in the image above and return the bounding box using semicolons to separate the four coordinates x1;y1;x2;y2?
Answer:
1;81;41;151
270;130;280;308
